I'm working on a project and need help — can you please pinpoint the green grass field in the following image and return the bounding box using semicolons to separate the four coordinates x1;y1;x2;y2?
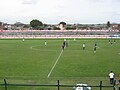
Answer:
0;39;120;90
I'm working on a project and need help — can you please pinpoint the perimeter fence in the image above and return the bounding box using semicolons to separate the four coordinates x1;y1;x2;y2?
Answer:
0;79;119;90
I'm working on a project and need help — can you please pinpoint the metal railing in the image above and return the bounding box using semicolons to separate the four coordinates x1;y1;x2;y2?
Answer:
0;79;118;90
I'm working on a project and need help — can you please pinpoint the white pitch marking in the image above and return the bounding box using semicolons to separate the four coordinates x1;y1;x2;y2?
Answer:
47;50;63;78
30;45;40;50
30;45;57;51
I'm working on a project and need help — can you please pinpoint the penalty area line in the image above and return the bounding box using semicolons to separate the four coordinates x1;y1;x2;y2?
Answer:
47;50;63;78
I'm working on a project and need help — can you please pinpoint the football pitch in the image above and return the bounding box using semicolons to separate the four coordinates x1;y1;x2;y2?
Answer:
0;38;120;90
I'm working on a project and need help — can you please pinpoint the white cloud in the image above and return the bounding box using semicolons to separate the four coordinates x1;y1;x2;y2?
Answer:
0;0;120;24
22;0;39;4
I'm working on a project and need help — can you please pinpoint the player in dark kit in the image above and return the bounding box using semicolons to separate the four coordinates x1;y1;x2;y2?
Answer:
63;41;66;47
94;43;97;47
93;46;96;53
93;43;97;53
62;44;65;50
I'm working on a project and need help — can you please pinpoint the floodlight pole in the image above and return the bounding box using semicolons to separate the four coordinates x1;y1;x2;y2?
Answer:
57;80;60;90
4;79;7;90
100;81;102;90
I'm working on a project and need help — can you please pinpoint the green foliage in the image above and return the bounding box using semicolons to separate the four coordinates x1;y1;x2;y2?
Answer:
30;19;43;30
0;22;2;26
59;21;66;26
107;21;111;28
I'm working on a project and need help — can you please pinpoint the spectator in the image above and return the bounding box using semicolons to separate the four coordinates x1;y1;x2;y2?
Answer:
117;74;120;84
109;71;115;84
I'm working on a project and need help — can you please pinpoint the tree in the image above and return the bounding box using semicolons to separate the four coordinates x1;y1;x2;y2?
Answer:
0;22;2;26
58;21;66;30
59;21;66;26
107;21;111;28
30;19;43;30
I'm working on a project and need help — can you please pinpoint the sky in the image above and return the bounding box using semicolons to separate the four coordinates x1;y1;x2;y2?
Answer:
0;0;120;24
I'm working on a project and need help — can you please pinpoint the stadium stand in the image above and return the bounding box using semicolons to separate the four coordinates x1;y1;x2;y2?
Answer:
0;29;120;39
